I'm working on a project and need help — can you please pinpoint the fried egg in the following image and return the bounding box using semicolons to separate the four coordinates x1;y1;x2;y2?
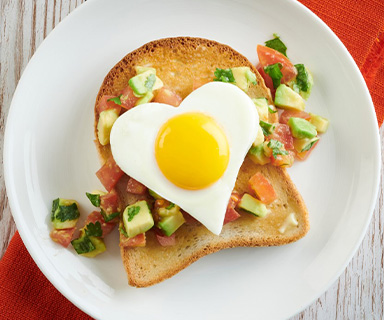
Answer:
110;82;259;235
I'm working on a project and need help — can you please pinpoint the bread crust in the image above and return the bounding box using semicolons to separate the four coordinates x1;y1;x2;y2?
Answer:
94;37;309;287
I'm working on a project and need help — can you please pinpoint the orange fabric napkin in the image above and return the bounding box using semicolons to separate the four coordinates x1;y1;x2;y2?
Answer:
1;1;383;319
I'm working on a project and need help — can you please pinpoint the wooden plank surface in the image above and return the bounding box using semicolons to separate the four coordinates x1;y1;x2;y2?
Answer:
0;0;383;319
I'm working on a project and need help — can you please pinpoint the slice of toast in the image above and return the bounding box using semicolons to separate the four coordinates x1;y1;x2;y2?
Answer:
94;37;309;287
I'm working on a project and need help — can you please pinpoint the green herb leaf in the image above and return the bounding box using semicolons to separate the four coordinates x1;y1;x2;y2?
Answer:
107;95;122;106
55;203;80;222
301;139;318;152
86;192;101;207
166;203;175;210
213;68;235;83
294;64;309;92
127;206;140;222
51;198;59;221
268;106;277;114
71;236;95;254
259;120;275;136
101;209;120;222
265;34;287;56
267;139;289;159
119;226;129;238
144;74;156;90
85;221;103;237
264;63;283;89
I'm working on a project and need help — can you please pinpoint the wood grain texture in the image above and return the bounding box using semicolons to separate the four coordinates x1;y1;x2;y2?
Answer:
0;0;382;319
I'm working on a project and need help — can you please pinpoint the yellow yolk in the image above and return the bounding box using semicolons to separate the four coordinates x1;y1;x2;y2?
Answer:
155;112;230;190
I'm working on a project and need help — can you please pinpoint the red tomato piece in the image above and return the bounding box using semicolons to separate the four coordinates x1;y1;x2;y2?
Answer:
119;86;139;110
120;233;146;247
85;211;116;237
257;45;297;84
153;88;183;107
126;177;147;195
248;172;277;204
182;210;200;225
279;110;311;125
267;124;294;150
155;230;176;247
257;64;275;94
50;228;76;248
96;156;124;192
100;188;120;221
97;95;122;114
270;150;295;167
223;192;241;225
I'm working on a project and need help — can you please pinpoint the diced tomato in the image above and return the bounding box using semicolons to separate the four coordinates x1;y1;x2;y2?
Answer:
257;45;297;84
257;64;275;94
279;110;311;125
85;211;116;237
100;188;120;223
97;95;122;114
153;88;183;107
120;233;146;247
248;172;277;204
270;150;295;167
126;177;147;195
182;210;200;225
224;192;241;225
192;78;210;91
96;156;124;192
50;228;76;248
119;86;139;110
155;229;176;247
295;139;319;161
267;124;294;150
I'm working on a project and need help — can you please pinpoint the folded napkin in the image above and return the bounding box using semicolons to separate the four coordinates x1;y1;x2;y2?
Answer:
1;1;383;319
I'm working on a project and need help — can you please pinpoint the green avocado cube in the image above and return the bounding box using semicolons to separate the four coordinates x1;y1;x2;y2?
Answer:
231;67;257;92
123;201;154;238
97;108;119;146
309;113;329;133
248;144;271;165
275;84;305;111
51;198;80;229
238;193;268;217
129;70;163;96
288;117;317;139
252;98;269;122
158;210;185;236
71;230;106;258
293;137;320;153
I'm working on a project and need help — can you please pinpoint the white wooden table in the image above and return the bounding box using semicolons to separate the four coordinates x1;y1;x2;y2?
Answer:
1;1;383;319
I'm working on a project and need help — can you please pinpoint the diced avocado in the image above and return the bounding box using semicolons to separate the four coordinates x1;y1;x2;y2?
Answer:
275;84;306;111
259;120;275;136
123;201;154;238
129;70;163;96
309;113;329;133
232;67;257;92
97;108;119;146
293;137;319;153
238;193;268;217
158;203;180;218
136;91;154;105
252;98;269;122
248;143;271;165
263;141;273;158
288;117;317;139
135;66;156;74
289;65;313;100
71;230;106;258
51;198;80;229
253;125;265;147
149;189;163;200
158;210;185;236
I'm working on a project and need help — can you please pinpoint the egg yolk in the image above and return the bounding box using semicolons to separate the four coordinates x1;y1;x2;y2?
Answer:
155;112;230;190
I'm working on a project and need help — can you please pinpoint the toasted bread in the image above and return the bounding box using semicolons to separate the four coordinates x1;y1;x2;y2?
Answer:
94;37;309;287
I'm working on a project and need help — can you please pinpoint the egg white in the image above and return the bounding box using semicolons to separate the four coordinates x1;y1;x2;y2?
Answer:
110;82;259;235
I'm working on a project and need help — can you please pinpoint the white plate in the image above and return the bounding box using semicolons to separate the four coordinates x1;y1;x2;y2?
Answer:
4;0;381;319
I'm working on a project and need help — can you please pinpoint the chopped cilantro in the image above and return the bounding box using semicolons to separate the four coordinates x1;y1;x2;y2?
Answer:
268;105;277;114
55;203;80;222
85;221;103;237
127;206;140;222
302;139;318;152
267;139;289;159
294;64;310;92
144;74;156;90
259;120;275;136
264;63;283;89
265;34;287;56
166;203;175;210
107;95;122;106
119;226;129;238
86;192;101;207
72;236;95;254
101;210;120;222
213;68;235;83
51;198;59;221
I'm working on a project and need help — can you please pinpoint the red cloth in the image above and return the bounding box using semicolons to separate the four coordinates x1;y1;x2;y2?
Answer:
1;1;384;319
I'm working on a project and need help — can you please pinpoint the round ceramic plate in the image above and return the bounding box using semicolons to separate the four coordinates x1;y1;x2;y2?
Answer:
4;0;381;319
